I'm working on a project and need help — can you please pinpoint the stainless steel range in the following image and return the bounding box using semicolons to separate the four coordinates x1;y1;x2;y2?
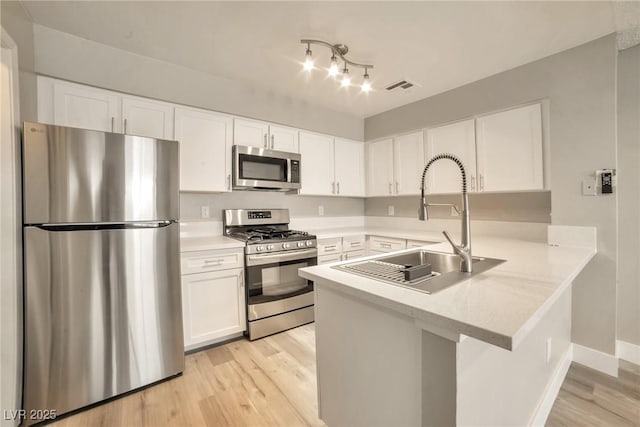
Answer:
223;209;316;340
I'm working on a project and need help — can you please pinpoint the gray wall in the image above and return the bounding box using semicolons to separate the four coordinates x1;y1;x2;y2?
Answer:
366;35;618;354
1;0;37;121
181;192;364;221
616;43;640;347
32;24;363;141
366;192;551;223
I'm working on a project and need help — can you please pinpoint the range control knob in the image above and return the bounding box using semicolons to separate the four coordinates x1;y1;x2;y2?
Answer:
266;244;274;251
297;241;305;248
256;245;264;252
306;240;314;247
283;242;291;249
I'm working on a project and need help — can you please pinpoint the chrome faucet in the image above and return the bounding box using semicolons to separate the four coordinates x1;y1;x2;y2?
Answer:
419;153;473;273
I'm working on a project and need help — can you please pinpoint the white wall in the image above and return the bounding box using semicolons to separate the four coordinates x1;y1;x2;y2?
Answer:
32;24;363;141
616;43;640;347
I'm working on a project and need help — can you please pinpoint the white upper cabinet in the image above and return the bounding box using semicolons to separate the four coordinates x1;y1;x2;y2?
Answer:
476;103;543;192
233;118;270;149
122;96;174;140
334;138;365;197
174;107;233;192
51;79;121;133
299;131;335;195
366;139;395;196
269;125;299;152
393;131;426;195
233;119;299;152
426;119;477;194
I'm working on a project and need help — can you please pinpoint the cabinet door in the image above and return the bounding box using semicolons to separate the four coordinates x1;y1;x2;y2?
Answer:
394;131;425;195
52;80;121;132
426;119;477;194
299;132;335;195
476;104;543;192
175;107;233;192
334;138;365;197
318;253;343;265
233;118;269;148
269;125;299;152
182;268;246;348
366;139;394;196
122;96;174;139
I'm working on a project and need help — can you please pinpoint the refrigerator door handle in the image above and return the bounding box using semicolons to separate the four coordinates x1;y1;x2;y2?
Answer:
35;220;175;231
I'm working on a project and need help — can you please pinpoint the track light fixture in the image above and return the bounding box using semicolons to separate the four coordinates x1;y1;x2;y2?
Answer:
300;39;374;92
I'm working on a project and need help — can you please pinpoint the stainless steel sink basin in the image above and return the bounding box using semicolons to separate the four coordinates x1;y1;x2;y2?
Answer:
333;249;505;294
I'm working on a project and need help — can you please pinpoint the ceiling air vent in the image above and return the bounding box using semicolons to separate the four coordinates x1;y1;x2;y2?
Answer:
385;79;420;92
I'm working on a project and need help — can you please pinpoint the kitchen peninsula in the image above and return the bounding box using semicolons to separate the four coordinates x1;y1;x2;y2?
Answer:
299;235;595;426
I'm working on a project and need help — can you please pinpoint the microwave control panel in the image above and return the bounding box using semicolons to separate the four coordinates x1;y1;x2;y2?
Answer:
291;160;300;183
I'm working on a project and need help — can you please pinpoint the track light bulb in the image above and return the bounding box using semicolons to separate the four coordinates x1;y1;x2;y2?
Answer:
361;71;371;93
303;46;314;71
341;66;350;87
328;54;339;77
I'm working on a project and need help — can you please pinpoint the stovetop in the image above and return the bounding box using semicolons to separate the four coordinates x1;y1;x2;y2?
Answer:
225;226;317;255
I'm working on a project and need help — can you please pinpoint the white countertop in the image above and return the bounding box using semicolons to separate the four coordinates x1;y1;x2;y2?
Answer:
180;235;245;252
299;237;595;351
309;227;446;242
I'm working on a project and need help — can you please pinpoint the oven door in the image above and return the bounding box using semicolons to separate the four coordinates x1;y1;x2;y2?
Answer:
245;248;316;307
233;145;301;191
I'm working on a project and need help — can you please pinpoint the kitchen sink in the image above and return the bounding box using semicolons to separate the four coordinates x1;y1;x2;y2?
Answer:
333;249;505;294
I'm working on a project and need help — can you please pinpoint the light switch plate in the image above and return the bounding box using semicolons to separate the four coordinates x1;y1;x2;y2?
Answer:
200;206;210;218
388;205;395;216
318;205;324;216
582;180;596;196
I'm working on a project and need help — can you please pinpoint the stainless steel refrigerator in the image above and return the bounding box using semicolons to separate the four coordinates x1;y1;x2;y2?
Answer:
22;122;184;424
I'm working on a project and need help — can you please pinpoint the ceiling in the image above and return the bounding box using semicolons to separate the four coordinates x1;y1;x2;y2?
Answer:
19;1;622;118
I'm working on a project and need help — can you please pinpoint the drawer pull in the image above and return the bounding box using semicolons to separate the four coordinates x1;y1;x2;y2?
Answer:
350;242;361;247
380;243;392;248
203;259;224;265
324;245;337;251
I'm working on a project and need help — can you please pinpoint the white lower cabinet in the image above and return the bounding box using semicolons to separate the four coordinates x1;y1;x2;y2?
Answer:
342;249;366;260
368;235;407;253
318;253;343;265
181;249;246;350
406;239;439;249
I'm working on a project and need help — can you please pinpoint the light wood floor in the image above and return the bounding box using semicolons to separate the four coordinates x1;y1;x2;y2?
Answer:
52;324;639;427
547;359;640;426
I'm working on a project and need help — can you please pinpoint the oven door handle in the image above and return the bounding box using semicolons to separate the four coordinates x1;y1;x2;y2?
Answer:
246;248;318;266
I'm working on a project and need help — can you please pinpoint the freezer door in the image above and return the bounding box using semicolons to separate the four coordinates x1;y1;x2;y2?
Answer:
23;122;179;224
23;223;184;422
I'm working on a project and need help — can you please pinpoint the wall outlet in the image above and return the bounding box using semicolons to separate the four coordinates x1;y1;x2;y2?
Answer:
546;337;552;363
388;205;395;216
200;206;210;219
582;180;596;196
318;205;324;216
451;206;459;217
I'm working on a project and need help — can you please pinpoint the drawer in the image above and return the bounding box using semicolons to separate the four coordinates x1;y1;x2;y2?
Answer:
317;237;343;256
181;248;244;274
406;239;439;249
318;253;342;265
343;249;365;261
342;235;365;252
368;236;406;253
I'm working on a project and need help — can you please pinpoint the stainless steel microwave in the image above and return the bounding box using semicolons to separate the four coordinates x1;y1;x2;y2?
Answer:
232;145;301;192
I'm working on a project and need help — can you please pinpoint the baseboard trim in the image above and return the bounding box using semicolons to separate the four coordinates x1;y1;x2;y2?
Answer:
616;339;640;365
572;343;619;377
529;346;573;427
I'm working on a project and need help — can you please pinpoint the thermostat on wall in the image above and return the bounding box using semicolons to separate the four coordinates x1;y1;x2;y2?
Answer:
596;169;616;195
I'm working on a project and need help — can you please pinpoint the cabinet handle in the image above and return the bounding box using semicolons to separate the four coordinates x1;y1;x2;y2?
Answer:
395;182;399;193
388;183;392;194
324;245;337;251
124;118;128;134
471;176;476;191
380;243;392;248
239;270;245;292
271;134;275;149
111;117;115;132
264;134;268;148
479;174;484;191
227;174;231;190
337;182;340;194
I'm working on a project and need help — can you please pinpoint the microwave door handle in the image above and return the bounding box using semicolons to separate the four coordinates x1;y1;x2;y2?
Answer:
287;158;292;183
